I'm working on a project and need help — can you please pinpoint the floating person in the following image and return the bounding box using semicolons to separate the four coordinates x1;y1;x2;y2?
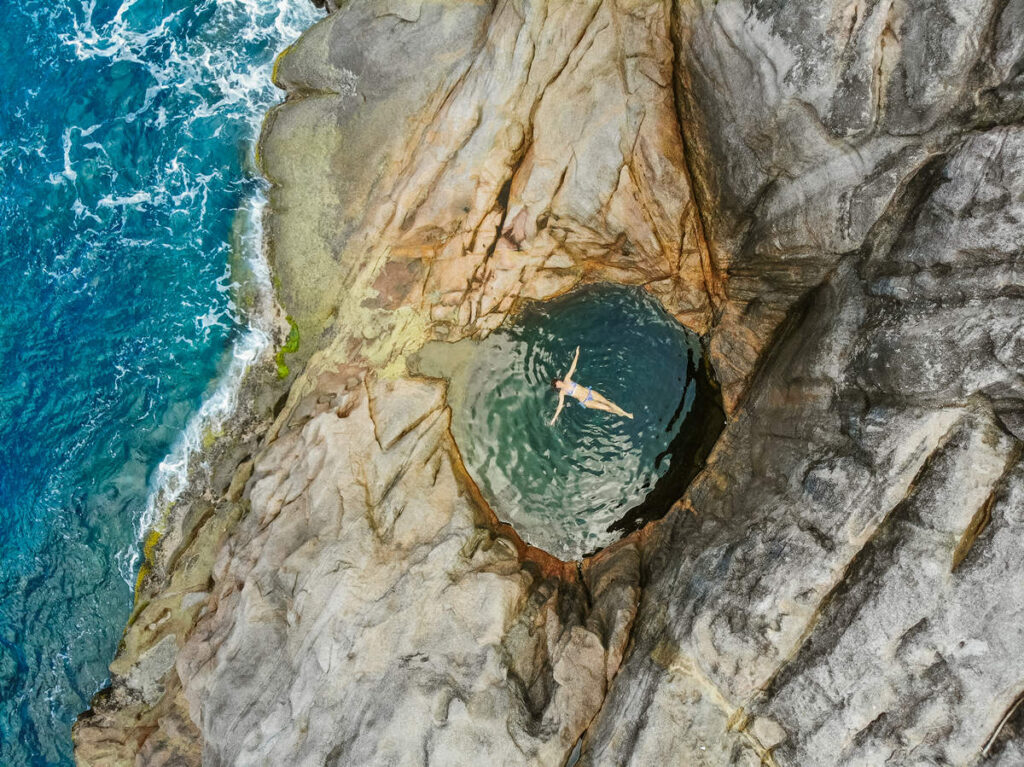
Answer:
550;346;634;424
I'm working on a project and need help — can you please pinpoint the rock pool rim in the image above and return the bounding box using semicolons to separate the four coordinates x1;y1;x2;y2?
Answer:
410;283;726;562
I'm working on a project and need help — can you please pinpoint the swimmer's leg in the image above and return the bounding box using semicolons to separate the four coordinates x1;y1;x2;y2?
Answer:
600;396;634;419
589;394;633;419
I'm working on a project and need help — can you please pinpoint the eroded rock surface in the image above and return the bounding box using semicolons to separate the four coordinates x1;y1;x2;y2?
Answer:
178;376;636;765
75;373;641;766
262;0;718;371
75;0;1023;765
582;3;1024;764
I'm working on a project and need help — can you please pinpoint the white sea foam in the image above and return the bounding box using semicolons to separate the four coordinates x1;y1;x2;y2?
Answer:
115;321;271;583
62;0;322;585
97;191;152;207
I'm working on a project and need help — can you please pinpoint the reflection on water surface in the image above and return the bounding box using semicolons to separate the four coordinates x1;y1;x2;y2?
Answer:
415;285;723;561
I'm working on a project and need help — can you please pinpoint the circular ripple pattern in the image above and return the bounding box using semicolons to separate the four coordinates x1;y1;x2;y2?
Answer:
449;285;721;561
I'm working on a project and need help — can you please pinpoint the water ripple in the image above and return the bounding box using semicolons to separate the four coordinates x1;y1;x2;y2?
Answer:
425;285;716;561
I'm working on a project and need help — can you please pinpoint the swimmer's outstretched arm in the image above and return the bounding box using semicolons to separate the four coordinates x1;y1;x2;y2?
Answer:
549;395;565;425
549;347;580;425
566;346;580;381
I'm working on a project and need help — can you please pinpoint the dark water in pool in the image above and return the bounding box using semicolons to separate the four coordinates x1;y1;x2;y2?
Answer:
417;285;723;561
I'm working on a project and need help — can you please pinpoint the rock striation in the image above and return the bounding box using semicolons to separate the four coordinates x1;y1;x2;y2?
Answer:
75;0;1024;765
178;376;638;764
584;2;1024;764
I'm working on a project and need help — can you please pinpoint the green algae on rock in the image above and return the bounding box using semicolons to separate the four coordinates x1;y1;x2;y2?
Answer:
274;316;300;379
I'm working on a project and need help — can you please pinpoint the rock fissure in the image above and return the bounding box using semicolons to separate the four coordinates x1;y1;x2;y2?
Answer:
752;407;973;704
984;688;1024;758
951;441;1023;572
666;0;723;320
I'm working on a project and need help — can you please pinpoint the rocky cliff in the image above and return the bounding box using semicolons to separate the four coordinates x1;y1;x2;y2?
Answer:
74;0;1024;765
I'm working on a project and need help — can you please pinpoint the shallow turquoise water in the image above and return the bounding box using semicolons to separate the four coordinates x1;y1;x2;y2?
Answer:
423;285;722;561
0;0;316;763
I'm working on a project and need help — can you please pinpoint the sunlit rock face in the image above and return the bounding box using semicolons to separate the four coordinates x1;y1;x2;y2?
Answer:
76;0;1024;765
416;285;723;561
75;0;698;762
176;377;630;766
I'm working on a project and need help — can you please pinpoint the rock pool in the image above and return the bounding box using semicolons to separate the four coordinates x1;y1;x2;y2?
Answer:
415;285;723;560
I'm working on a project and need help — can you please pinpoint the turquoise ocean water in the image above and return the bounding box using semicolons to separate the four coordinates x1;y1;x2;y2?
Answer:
0;0;316;762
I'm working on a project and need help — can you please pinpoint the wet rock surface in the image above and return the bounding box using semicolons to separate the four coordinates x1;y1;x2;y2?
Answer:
75;0;1023;765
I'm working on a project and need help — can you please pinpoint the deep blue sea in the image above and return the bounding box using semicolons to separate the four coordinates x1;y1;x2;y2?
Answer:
0;0;316;763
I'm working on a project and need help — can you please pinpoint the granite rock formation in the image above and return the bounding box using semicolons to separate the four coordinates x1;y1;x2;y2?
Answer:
74;0;1024;765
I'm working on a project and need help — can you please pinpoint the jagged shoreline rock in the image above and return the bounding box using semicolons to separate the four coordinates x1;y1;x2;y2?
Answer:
75;0;1023;765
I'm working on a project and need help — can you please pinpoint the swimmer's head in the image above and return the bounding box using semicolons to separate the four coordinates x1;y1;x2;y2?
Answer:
551;378;561;390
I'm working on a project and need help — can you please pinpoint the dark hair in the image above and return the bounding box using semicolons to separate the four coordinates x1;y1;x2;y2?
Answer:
551;378;560;390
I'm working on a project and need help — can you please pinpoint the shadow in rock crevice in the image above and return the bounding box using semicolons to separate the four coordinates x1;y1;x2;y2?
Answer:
605;344;724;542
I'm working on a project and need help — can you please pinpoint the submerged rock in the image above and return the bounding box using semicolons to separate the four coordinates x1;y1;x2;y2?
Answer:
75;0;1023;765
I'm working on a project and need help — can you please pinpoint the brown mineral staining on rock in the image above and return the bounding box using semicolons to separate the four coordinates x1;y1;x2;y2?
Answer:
75;0;1024;765
260;0;719;376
